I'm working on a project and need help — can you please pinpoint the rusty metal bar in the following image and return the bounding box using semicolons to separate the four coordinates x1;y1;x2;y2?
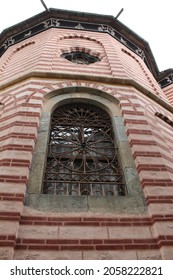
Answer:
43;103;126;196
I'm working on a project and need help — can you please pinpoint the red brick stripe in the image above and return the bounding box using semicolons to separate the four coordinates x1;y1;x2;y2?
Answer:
0;212;20;221
18;215;173;226
14;236;173;251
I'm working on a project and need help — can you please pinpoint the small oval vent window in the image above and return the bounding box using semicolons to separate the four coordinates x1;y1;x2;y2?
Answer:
61;51;101;65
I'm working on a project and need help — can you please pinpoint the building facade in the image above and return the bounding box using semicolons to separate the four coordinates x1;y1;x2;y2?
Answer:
0;9;173;260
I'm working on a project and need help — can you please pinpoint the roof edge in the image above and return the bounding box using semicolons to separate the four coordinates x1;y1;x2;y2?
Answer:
0;8;171;82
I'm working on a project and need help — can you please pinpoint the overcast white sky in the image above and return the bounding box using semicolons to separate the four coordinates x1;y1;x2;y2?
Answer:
0;0;172;72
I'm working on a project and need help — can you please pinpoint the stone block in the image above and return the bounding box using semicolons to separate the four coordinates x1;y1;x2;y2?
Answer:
84;250;137;260
13;250;82;260
18;225;58;239
28;194;89;212
137;250;162;260
0;247;14;260
114;116;128;142
108;226;152;239
59;226;108;240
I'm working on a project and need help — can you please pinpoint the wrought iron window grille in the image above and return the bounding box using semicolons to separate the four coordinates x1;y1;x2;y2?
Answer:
43;103;126;196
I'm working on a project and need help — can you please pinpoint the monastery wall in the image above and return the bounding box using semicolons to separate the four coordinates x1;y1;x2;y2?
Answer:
0;28;173;260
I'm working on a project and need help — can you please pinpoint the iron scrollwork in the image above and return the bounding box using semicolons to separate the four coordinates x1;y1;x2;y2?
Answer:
43;103;126;196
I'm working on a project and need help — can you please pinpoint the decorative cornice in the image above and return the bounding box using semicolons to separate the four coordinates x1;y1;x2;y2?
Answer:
0;8;172;89
0;17;149;67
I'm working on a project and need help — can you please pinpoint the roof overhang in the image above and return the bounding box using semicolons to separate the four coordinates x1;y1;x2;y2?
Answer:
0;8;172;87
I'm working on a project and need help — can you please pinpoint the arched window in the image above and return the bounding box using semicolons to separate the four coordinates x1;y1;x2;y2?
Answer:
43;103;126;196
61;51;100;65
155;112;173;127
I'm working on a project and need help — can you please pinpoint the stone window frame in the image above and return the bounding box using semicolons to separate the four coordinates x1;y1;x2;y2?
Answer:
27;88;146;214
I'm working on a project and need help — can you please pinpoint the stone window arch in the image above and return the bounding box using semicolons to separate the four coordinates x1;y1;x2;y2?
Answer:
28;90;146;213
